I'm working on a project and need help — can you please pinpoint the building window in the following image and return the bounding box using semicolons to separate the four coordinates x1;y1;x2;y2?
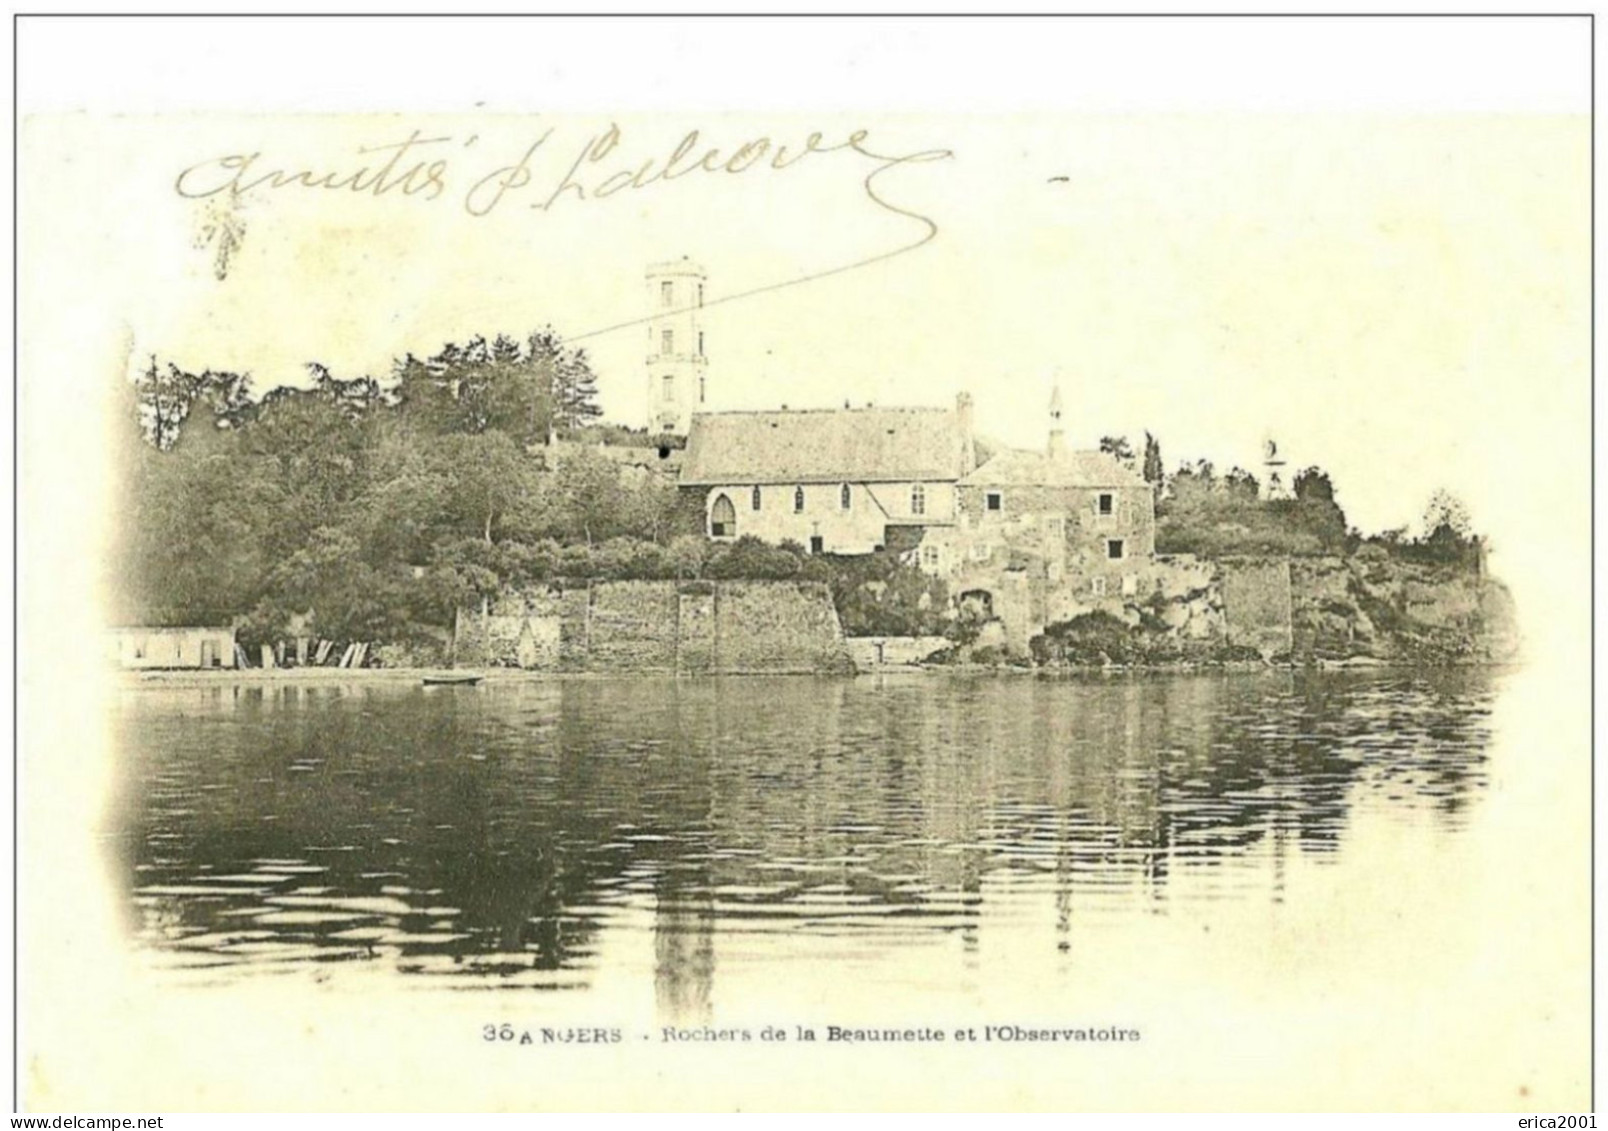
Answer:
1121;574;1139;596
840;484;851;510
794;486;805;513
1107;539;1125;561
699;375;706;403
710;493;736;538
971;543;991;561
1098;493;1114;516
661;329;674;355
810;535;824;554
911;484;926;515
922;545;940;569
697;283;704;307
985;491;1002;513
698;331;705;357
751;485;762;511
1091;576;1107;597
662;374;674;400
661;281;674;306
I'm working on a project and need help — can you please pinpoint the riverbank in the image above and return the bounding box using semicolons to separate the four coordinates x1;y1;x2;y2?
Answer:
117;654;1513;688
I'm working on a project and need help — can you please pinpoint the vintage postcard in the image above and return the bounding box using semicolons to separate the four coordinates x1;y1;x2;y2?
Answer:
14;14;1593;1113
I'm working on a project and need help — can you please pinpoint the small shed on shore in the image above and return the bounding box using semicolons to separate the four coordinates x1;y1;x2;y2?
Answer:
108;626;237;670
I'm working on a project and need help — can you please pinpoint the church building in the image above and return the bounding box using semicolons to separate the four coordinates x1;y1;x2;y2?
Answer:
679;396;978;555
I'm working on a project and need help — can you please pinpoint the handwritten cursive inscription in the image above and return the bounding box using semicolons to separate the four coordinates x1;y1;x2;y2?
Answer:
174;123;953;326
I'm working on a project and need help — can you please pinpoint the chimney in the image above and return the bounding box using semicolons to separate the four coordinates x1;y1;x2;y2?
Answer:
955;391;976;474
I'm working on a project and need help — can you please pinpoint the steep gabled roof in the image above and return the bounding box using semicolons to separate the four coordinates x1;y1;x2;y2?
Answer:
680;406;966;486
960;448;1148;489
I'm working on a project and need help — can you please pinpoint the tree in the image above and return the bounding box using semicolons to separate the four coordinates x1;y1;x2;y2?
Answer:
133;358;254;448
1142;432;1163;489
1099;435;1134;461
438;431;536;545
1223;466;1260;501
1292;466;1335;503
549;451;625;546
308;362;385;420
121;434;279;623
532;328;604;433
391;329;602;445
1421;489;1474;541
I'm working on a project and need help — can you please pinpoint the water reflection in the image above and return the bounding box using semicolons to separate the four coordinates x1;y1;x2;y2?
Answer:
108;670;1497;1012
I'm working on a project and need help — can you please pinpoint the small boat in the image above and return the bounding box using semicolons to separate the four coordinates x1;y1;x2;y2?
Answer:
421;672;483;687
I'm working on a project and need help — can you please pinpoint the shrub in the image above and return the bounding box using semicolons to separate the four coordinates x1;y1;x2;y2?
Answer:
1036;611;1142;664
704;536;803;580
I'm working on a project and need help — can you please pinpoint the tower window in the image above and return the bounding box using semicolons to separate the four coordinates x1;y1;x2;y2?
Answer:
752;485;762;511
661;281;674;306
661;329;674;355
840;484;851;510
1107;539;1125;561
793;486;805;513
911;484;926;516
985;492;1002;512
662;375;674;400
1098;493;1114;516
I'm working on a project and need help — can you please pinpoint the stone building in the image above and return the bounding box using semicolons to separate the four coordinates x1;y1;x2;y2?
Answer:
913;388;1155;590
678;394;977;554
907;387;1160;653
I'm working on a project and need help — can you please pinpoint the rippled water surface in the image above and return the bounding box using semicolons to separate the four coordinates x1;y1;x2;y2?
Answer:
109;670;1498;1013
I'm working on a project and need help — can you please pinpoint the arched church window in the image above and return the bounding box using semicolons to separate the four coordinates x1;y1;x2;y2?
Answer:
710;494;736;538
794;487;805;513
840;484;852;510
752;486;762;511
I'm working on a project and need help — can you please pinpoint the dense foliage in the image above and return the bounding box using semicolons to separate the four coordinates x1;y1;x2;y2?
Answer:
116;339;951;650
1154;461;1350;557
116;334;683;647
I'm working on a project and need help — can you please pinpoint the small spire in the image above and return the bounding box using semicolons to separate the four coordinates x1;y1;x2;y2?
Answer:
1047;379;1067;460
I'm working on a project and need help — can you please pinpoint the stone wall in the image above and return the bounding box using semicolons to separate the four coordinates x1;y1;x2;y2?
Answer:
455;580;852;674
1220;558;1295;656
845;635;952;669
713;581;853;673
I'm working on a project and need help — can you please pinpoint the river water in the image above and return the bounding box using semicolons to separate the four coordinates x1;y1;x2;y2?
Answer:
108;670;1506;1017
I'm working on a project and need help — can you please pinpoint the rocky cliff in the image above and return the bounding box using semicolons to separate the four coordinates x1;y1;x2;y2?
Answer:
1026;550;1518;667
